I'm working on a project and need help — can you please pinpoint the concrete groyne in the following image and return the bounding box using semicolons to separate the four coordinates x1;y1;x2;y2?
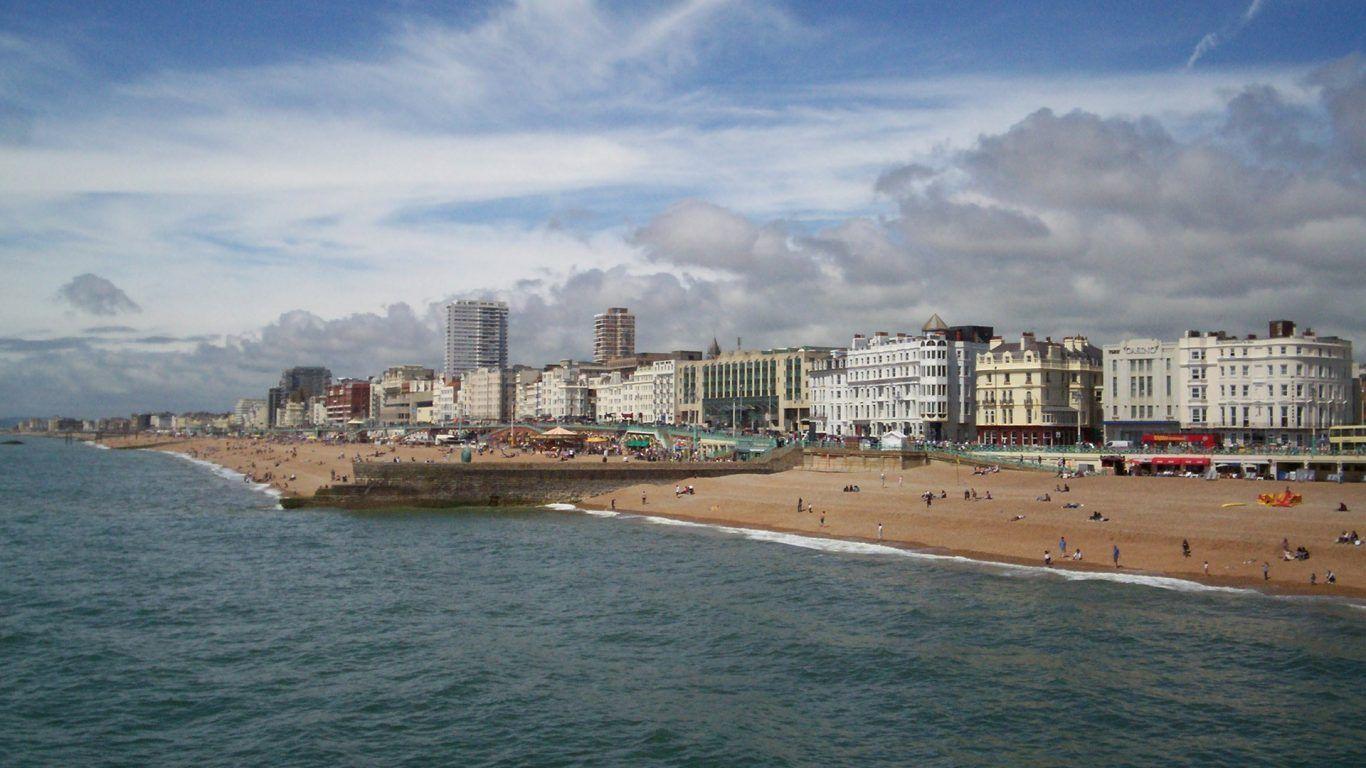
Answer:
299;444;805;509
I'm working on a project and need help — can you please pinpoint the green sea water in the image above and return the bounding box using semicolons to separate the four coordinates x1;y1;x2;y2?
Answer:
2;437;1364;766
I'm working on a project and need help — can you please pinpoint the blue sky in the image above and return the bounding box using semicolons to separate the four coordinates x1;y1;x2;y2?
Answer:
1;0;1363;415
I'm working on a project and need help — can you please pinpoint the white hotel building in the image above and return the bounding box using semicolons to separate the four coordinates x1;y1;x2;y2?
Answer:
808;315;991;442
1178;320;1354;447
590;359;681;424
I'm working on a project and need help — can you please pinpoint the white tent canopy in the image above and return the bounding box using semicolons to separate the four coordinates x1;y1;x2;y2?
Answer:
879;430;907;450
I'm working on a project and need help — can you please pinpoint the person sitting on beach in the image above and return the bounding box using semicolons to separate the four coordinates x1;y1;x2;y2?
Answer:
1063;484;1070;493
940;490;947;499
971;489;979;500
1338;502;1349;512
1010;514;1025;522
1182;539;1191;558
1326;570;1336;584
964;489;971;500
686;485;694;495
1043;550;1052;566
985;491;992;500
1072;549;1083;561
1036;493;1051;502
1063;502;1081;509
1295;546;1310;561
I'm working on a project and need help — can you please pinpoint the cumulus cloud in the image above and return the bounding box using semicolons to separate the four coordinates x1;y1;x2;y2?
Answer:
4;55;1365;417
54;274;141;316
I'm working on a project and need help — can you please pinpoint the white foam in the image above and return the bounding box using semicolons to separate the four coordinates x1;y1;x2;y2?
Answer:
573;508;1279;598
83;441;111;450
541;503;579;511
161;451;284;508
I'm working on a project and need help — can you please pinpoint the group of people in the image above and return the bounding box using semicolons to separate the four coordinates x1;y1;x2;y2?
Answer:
962;488;992;501
1335;530;1361;545
673;484;695;497
841;484;862;492
1280;537;1311;561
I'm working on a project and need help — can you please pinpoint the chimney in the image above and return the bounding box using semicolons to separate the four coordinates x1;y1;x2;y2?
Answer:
1021;332;1035;348
1269;320;1295;338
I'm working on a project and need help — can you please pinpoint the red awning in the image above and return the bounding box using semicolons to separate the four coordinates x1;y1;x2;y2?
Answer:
1149;456;1210;467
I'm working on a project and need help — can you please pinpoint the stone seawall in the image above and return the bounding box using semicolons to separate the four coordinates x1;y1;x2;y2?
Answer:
802;449;929;472
302;444;803;509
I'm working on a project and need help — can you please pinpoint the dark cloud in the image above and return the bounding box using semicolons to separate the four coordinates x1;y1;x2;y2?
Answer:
82;325;138;334
873;163;937;195
54;273;141;316
0;337;89;353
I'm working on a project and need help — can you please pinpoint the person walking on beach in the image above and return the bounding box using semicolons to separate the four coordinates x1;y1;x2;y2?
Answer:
877;522;883;540
1182;539;1192;558
819;512;826;527
797;497;803;514
1112;544;1120;568
1262;562;1270;581
880;471;886;488
1059;536;1067;555
1044;550;1052;566
1203;560;1209;576
641;492;647;506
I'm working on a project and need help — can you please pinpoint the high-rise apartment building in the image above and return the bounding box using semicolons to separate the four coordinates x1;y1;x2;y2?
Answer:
593;307;636;364
445;300;509;378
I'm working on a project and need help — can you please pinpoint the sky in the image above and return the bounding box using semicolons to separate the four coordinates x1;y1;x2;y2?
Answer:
1;0;1364;417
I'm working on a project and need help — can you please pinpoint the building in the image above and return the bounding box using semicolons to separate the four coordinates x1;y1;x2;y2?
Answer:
276;400;307;428
279;366;332;399
807;349;848;438
513;368;544;421
1101;339;1181;444
538;361;606;421
376;365;435;425
324;379;371;425
233;398;269;431
593;307;636;364
433;377;461;424
807;316;990;442
975;333;1103;446
675;346;834;432
1177;320;1354;447
445;300;508;378
459;367;517;422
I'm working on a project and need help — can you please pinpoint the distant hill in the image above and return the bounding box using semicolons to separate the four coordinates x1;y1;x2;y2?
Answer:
0;417;29;429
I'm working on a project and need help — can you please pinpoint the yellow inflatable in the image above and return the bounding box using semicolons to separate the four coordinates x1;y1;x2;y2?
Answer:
1257;492;1302;508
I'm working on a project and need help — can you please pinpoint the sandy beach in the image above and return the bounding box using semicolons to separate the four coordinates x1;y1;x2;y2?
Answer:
99;435;1366;598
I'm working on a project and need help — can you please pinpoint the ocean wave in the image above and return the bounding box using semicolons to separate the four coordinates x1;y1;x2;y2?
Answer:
83;441;111;450
541;503;580;511
161;451;284;508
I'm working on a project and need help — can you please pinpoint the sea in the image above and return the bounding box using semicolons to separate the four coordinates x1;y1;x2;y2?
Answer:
2;436;1364;767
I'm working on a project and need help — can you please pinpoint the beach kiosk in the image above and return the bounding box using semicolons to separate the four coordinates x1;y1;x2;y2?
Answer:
879;430;908;451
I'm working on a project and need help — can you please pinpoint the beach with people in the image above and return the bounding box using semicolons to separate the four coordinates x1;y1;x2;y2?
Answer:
97;434;1366;598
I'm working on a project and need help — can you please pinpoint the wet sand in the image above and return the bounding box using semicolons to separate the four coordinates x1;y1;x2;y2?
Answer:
98;435;1366;598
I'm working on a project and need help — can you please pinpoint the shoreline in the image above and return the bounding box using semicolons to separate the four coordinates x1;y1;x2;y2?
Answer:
564;502;1366;603
81;435;1366;601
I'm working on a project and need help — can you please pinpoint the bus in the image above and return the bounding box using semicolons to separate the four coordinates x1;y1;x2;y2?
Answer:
1327;425;1366;452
